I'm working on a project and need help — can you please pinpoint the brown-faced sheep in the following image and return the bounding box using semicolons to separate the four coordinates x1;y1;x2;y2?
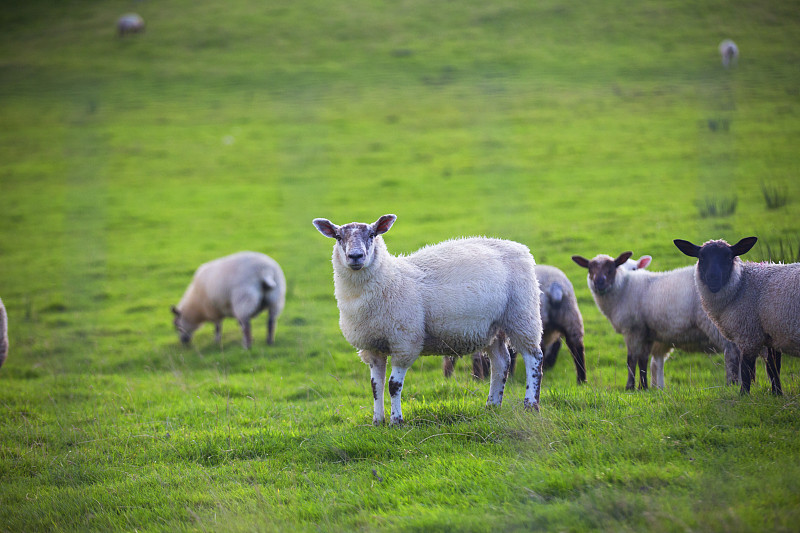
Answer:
572;251;741;389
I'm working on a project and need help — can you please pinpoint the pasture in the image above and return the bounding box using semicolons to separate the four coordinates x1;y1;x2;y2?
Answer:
1;0;800;531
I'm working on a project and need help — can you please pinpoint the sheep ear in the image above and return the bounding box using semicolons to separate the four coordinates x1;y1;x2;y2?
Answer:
313;218;339;239
674;239;701;258
731;236;758;257
373;214;396;235
614;251;633;267
636;255;652;269
171;305;180;316
572;255;590;269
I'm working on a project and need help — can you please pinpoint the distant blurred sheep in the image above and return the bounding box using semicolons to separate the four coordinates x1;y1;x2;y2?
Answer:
118;13;145;37
172;252;286;349
719;39;739;68
0;297;7;369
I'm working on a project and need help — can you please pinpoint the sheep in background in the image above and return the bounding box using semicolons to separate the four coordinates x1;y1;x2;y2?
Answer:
674;237;799;395
443;262;592;384
719;39;739;68
313;214;544;425
171;252;286;349
0;297;7;369
572;251;741;389
117;13;145;37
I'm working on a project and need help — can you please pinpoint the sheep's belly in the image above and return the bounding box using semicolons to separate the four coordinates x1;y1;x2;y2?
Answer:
421;334;491;357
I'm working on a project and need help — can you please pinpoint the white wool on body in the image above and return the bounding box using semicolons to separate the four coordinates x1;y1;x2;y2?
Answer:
331;236;539;368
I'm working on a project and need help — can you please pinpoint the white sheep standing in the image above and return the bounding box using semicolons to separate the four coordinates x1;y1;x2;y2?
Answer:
0;297;7;369
171;252;286;349
572;251;741;389
313;214;544;425
117;13;145;37
719;39;739;68
674;237;799;395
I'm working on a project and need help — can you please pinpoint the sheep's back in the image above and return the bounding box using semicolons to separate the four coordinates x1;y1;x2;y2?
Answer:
189;252;283;313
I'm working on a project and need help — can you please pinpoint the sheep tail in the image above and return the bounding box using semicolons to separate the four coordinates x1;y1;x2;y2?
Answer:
549;282;564;307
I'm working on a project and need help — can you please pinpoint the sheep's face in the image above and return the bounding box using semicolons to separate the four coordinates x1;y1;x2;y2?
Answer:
171;306;196;345
696;242;736;293
572;252;633;295
313;215;397;272
674;237;757;294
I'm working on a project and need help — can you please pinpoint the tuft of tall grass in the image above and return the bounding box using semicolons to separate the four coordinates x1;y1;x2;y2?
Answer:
757;236;800;264
761;182;789;209
695;195;738;218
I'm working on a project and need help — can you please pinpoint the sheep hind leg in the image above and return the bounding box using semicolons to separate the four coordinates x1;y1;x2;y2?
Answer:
266;310;277;345
486;340;511;406
239;319;252;350
765;348;783;396
520;347;545;411
649;344;671;389
388;366;408;426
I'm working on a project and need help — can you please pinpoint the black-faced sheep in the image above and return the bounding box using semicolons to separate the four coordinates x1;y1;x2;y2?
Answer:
674;237;800;394
117;13;145;37
313;214;544;425
572;251;741;390
719;39;739;68
171;252;286;349
0;297;7;369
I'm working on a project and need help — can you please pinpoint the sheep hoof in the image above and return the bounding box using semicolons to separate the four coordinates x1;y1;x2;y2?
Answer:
389;416;404;426
523;400;540;412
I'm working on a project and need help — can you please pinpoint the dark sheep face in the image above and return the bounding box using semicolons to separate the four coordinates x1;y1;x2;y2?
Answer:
696;241;736;293
673;237;758;294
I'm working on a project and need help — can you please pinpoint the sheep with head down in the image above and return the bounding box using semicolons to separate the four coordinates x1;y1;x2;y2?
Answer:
313;214;544;425
674;236;800;395
171;252;286;349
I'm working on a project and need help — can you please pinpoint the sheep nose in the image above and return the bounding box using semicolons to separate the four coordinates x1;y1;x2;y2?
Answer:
348;251;364;261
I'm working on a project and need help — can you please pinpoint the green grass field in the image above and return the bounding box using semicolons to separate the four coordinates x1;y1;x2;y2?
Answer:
2;1;800;531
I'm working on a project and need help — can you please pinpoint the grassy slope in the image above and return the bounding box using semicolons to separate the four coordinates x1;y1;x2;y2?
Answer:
1;0;800;531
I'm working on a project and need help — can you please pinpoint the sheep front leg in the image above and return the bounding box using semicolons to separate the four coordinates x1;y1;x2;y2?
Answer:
388;366;409;426
624;336;652;390
649;343;671;389
521;347;544;411
487;340;511;406
214;322;222;345
365;352;387;425
765;348;783;396
739;350;758;394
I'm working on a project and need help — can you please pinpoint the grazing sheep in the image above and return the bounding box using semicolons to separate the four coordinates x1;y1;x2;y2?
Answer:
719;39;739;68
572;251;741;389
443;263;589;384
171;252;286;349
117;13;145;37
674;237;800;395
0;297;7;369
313;214;544;425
